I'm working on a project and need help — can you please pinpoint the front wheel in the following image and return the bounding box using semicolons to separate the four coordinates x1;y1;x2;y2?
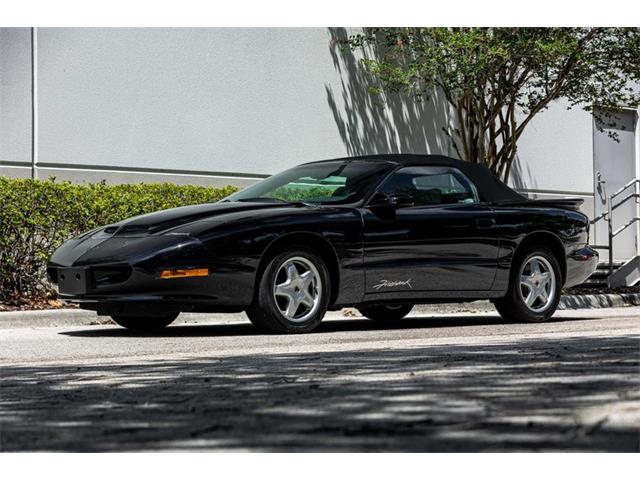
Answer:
358;304;413;322
111;313;178;330
494;247;561;323
246;248;330;334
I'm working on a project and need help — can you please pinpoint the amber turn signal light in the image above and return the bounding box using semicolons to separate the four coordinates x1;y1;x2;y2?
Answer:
159;268;209;279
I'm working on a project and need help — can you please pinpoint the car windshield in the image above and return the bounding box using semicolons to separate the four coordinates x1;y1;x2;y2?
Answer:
223;160;394;205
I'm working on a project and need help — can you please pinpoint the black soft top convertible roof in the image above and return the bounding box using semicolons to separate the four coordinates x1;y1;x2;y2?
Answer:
308;154;525;203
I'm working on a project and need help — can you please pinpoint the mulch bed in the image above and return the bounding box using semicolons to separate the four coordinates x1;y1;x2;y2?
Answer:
564;286;640;296
0;299;77;312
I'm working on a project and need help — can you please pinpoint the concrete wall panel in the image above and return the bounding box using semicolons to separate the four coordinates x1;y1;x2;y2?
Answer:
0;28;32;164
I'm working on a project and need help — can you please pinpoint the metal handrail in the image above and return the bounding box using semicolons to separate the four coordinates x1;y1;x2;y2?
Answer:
591;189;640;226
613;217;640;237
612;192;640;212
591;211;608;225
611;178;640;202
590;176;640;275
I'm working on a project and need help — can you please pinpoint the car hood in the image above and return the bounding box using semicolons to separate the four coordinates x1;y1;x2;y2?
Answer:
97;201;301;236
48;202;283;266
50;200;356;267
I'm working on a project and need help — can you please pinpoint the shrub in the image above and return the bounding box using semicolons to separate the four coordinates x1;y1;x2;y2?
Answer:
0;177;238;306
271;185;338;201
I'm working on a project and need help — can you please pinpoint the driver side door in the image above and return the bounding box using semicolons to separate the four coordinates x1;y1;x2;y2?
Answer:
362;165;500;297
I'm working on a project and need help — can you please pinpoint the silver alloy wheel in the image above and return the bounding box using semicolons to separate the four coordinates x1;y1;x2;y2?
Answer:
518;255;556;313
273;256;322;323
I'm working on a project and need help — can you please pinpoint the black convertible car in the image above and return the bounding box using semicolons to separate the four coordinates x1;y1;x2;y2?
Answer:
48;154;598;333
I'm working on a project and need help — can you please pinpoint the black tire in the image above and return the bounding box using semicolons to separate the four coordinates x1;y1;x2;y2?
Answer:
246;247;330;334
493;246;562;323
358;304;413;322
110;313;178;330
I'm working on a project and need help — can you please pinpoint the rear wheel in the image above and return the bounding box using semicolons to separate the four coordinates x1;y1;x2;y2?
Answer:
246;248;330;334
110;313;178;330
358;304;413;322
494;247;561;323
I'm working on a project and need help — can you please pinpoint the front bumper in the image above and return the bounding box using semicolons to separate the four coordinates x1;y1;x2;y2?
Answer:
48;232;258;312
48;264;255;312
564;246;599;288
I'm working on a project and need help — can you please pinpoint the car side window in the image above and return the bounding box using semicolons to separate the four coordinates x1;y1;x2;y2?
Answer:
377;166;479;206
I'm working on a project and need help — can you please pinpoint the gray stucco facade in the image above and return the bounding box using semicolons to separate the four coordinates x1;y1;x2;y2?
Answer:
2;27;639;251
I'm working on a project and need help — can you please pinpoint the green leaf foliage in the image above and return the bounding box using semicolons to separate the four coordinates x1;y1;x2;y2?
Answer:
0;177;238;305
270;185;337;201
344;28;640;181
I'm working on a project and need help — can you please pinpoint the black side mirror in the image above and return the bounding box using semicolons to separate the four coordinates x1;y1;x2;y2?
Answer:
369;192;414;209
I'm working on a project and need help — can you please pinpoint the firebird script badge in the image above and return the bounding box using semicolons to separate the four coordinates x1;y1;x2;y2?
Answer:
372;279;412;290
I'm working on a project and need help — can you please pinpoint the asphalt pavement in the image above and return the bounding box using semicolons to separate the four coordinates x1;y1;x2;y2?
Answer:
1;307;639;451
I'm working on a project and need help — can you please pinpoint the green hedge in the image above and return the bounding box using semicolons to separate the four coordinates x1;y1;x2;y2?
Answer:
0;177;238;305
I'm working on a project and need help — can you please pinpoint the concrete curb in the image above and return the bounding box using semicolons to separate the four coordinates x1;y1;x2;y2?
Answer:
410;293;640;313
0;308;101;323
0;308;345;328
0;309;218;328
1;293;638;328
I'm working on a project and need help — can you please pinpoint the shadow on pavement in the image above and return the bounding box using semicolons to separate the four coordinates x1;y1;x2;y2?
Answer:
1;334;638;452
60;314;592;338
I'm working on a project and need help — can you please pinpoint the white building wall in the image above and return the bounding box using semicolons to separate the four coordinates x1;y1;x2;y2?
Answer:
36;28;357;179
513;100;594;195
1;27;595;201
0;28;32;176
512;99;596;219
